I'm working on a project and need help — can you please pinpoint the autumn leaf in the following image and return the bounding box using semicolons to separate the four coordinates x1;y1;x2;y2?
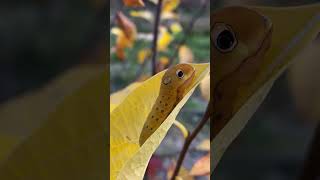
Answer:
137;48;151;64
173;120;189;138
190;153;210;176
170;22;183;34
130;10;153;22
110;63;209;180
123;0;145;7
158;27;173;52
163;0;180;12
179;45;194;64
111;12;137;60
116;12;137;40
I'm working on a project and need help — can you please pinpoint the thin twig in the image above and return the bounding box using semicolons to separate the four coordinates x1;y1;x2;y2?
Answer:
151;0;164;75
170;100;212;180
167;0;210;67
299;122;320;180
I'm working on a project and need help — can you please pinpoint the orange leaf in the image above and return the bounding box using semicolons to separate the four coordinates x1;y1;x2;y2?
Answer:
116;47;126;61
190;153;210;176
179;45;194;63
123;0;145;7
163;0;180;12
116;12;137;41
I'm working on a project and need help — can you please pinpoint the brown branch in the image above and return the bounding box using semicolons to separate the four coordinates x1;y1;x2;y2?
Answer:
299;122;320;180
167;0;210;67
170;100;212;180
151;0;164;75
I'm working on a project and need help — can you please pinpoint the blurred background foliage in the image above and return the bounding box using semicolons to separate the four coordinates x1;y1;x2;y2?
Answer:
212;0;320;180
0;1;106;103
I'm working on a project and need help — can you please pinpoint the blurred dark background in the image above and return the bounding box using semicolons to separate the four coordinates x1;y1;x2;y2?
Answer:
0;1;106;104
212;0;320;180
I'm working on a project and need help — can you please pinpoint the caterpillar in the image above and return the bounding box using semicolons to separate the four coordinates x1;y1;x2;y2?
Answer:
210;6;273;139
139;64;195;146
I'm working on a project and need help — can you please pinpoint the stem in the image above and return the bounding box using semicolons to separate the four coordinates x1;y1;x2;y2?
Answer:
299;122;320;180
170;100;212;179
167;0;209;67
151;0;164;75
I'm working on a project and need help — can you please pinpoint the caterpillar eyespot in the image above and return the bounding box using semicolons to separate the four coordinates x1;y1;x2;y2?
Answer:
176;69;184;79
139;64;195;146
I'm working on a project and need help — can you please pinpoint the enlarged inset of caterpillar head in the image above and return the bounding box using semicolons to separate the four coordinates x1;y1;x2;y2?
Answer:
210;6;273;139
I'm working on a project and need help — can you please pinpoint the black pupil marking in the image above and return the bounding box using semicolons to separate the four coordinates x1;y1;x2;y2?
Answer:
217;30;235;50
177;70;184;78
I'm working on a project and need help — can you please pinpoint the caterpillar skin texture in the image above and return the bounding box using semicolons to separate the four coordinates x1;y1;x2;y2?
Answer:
211;6;273;139
139;64;195;146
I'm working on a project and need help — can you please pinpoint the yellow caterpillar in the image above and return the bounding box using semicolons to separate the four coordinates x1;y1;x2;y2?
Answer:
139;64;195;146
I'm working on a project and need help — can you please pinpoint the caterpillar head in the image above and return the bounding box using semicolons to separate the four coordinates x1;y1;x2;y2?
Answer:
161;63;195;92
211;6;273;84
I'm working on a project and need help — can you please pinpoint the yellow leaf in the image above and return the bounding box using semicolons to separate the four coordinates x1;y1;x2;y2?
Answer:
123;0;145;7
110;82;142;105
0;68;107;179
158;27;173;52
179;45;194;64
200;74;210;101
211;4;320;173
173;120;189;138
163;0;180;12
137;49;151;64
130;10;153;22
170;22;183;34
111;63;209;180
